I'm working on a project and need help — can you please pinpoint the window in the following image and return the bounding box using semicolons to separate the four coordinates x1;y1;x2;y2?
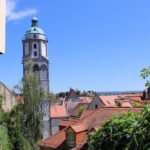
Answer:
34;43;37;49
67;133;75;147
33;64;39;72
95;104;98;109
34;34;36;38
34;51;37;56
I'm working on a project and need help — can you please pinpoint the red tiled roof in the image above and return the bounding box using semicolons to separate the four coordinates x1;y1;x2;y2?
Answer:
99;95;118;106
58;98;64;102
59;117;80;127
118;95;142;102
79;97;93;103
37;128;66;148
50;105;68;118
39;106;144;149
121;101;132;107
16;96;24;104
98;94;144;107
69;107;143;133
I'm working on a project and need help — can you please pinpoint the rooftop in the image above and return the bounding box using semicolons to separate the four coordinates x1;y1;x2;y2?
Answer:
26;17;45;35
50;105;68;118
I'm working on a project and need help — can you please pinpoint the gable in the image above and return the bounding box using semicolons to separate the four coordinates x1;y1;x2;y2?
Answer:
88;95;105;111
66;127;75;134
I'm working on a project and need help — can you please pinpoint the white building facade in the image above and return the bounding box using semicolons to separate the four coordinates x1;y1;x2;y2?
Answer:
22;17;50;139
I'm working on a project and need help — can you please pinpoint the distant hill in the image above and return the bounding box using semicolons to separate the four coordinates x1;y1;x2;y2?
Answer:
97;91;142;96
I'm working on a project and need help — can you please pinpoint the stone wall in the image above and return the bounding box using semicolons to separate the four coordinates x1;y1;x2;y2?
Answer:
0;82;18;111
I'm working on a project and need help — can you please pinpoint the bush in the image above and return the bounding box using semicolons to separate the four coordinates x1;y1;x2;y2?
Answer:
89;104;150;150
89;111;140;150
78;105;87;117
0;125;11;150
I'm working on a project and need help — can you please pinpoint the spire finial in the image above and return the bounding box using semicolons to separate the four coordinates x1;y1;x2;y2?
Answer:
31;16;38;27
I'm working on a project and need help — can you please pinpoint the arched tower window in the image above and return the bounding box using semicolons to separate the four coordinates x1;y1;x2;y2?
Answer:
40;64;48;71
34;43;37;49
33;64;40;72
40;64;48;79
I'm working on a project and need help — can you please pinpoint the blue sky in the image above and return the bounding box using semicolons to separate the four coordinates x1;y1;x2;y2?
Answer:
0;0;150;93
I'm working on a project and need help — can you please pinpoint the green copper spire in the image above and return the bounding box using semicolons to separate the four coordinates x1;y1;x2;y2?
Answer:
26;17;45;35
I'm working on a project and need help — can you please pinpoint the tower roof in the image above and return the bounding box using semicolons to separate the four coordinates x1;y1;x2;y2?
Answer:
26;17;45;35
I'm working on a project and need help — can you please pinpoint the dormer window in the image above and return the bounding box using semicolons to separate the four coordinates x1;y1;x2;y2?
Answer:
95;104;98;109
67;133;75;147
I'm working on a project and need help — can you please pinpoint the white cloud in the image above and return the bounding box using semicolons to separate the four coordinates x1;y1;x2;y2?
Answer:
6;0;37;21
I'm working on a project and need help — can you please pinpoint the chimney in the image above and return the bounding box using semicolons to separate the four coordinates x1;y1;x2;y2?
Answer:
143;90;147;100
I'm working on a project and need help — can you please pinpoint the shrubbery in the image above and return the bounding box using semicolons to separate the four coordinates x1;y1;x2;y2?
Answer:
0;125;11;150
0;104;32;150
89;104;150;150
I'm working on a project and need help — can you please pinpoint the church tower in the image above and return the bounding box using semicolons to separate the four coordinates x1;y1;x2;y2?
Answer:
22;17;51;139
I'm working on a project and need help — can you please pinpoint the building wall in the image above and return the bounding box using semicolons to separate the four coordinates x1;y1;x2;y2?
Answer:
0;0;6;54
76;131;87;146
43;120;50;140
88;96;105;111
0;82;18;111
51;117;68;135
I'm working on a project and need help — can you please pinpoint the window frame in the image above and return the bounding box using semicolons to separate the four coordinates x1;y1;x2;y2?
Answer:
67;133;75;147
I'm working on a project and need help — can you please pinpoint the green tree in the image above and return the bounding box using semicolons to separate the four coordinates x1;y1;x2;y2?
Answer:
78;105;87;117
47;92;56;106
89;67;150;150
0;125;11;150
14;62;45;147
89;112;140;150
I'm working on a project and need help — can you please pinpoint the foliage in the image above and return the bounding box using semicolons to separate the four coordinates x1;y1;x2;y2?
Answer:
0;94;4;110
89;111;140;150
0;104;32;150
14;61;45;147
47;92;56;106
80;91;89;97
57;89;96;98
78;105;87;117
0;125;11;150
57;92;67;98
89;67;150;150
141;67;150;87
0;93;31;150
89;104;150;150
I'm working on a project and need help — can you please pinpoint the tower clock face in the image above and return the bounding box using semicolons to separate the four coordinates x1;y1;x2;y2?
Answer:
42;43;47;57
